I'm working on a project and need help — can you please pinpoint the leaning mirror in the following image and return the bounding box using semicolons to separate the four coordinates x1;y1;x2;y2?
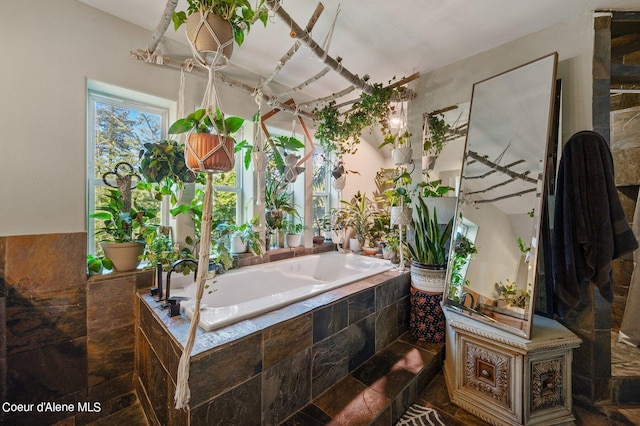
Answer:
443;53;558;339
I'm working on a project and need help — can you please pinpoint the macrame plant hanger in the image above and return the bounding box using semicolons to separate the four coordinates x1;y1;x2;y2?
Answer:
175;21;234;410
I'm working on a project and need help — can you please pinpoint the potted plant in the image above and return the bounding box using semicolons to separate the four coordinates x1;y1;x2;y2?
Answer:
284;220;303;248
384;171;413;226
407;196;454;343
86;254;113;276
379;129;413;166
313;216;329;244
341;191;376;252
422;113;451;171
408;197;454;279
330;160;359;191
138;139;196;204
172;0;269;60
169;107;245;173
90;188;157;272
216;215;265;255
447;233;478;301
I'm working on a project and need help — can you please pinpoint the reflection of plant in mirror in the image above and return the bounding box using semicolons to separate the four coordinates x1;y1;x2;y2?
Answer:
448;233;478;300
495;279;530;309
423;113;451;155
517;237;531;253
416;179;454;197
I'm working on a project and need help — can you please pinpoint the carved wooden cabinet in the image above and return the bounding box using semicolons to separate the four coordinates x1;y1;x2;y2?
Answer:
443;310;582;426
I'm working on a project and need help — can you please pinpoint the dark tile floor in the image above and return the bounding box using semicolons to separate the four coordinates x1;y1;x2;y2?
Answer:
416;372;640;426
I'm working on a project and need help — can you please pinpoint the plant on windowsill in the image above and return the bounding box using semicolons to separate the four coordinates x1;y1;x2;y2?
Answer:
216;215;265;256
341;191;377;252
90;188;158;272
172;0;269;60
169;108;246;173
379;129;413;166
283;220;304;248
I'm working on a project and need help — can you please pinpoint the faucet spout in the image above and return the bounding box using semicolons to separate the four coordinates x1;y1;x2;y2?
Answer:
460;292;476;310
166;259;198;301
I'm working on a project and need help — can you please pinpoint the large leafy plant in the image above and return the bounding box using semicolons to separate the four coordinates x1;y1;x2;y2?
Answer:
169;108;245;139
172;0;269;46
90;189;157;243
408;197;454;266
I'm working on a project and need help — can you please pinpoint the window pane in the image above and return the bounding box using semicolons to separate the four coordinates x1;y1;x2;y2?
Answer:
313;195;327;233
312;151;327;193
94;101;163;179
213;189;237;225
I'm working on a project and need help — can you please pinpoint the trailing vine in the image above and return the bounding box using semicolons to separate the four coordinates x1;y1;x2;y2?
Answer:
313;81;407;157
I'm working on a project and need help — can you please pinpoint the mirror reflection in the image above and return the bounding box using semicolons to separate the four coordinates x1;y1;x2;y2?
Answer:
444;53;558;338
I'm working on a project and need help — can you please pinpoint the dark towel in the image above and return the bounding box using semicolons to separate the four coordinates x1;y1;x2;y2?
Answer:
552;131;638;318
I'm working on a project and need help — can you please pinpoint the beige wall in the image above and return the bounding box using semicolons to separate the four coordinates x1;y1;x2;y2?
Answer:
0;0;595;236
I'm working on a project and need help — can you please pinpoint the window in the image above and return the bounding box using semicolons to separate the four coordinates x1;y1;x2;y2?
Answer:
312;150;331;233
87;89;169;254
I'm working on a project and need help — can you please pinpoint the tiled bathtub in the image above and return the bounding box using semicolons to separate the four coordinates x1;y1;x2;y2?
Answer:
136;264;410;425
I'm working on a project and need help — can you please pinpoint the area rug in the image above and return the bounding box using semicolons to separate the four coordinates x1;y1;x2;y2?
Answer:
395;404;446;426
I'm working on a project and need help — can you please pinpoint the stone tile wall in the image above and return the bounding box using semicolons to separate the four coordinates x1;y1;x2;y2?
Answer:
137;268;410;426
0;232;153;425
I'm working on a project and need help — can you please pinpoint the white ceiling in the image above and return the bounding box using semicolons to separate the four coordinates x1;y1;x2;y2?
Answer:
78;0;639;111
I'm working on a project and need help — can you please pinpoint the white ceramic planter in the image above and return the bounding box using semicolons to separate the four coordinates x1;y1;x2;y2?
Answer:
392;147;413;165
286;234;301;248
349;238;362;252
422;154;436;171
391;206;413;226
230;233;247;254
332;174;347;191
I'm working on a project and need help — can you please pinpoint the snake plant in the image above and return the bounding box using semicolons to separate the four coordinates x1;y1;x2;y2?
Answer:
408;197;453;266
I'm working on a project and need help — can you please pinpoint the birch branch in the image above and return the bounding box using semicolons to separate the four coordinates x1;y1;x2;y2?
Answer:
265;0;375;94
148;0;180;53
467;151;537;184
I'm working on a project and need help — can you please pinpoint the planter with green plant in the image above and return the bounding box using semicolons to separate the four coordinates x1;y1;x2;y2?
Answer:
283;220;303;248
422;113;451;171
172;0;269;60
341;191;377;252
216;215;265;255
379;129;413;166
90;188;157;272
408;196;454;291
138;139;196;204
169;108;245;173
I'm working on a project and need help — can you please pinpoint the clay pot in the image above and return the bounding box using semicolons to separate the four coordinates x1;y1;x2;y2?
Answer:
186;12;234;60
101;242;145;272
186;133;235;172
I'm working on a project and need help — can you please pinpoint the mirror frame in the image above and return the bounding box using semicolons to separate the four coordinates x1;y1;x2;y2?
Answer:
443;53;559;339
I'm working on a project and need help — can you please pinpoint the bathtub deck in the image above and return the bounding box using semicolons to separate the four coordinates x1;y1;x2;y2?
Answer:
280;332;444;426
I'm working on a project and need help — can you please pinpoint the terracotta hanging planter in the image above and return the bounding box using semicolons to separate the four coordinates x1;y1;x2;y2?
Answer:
185;133;235;173
186;12;234;60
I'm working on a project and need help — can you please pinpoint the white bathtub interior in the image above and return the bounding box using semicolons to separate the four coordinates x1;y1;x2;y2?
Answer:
171;252;394;332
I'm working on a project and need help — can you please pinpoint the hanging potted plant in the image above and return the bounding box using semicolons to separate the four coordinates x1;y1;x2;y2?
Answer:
379;130;413;166
330;160;359;191
169;108;245;173
172;0;269;61
384;171;413;227
422;113;451;171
